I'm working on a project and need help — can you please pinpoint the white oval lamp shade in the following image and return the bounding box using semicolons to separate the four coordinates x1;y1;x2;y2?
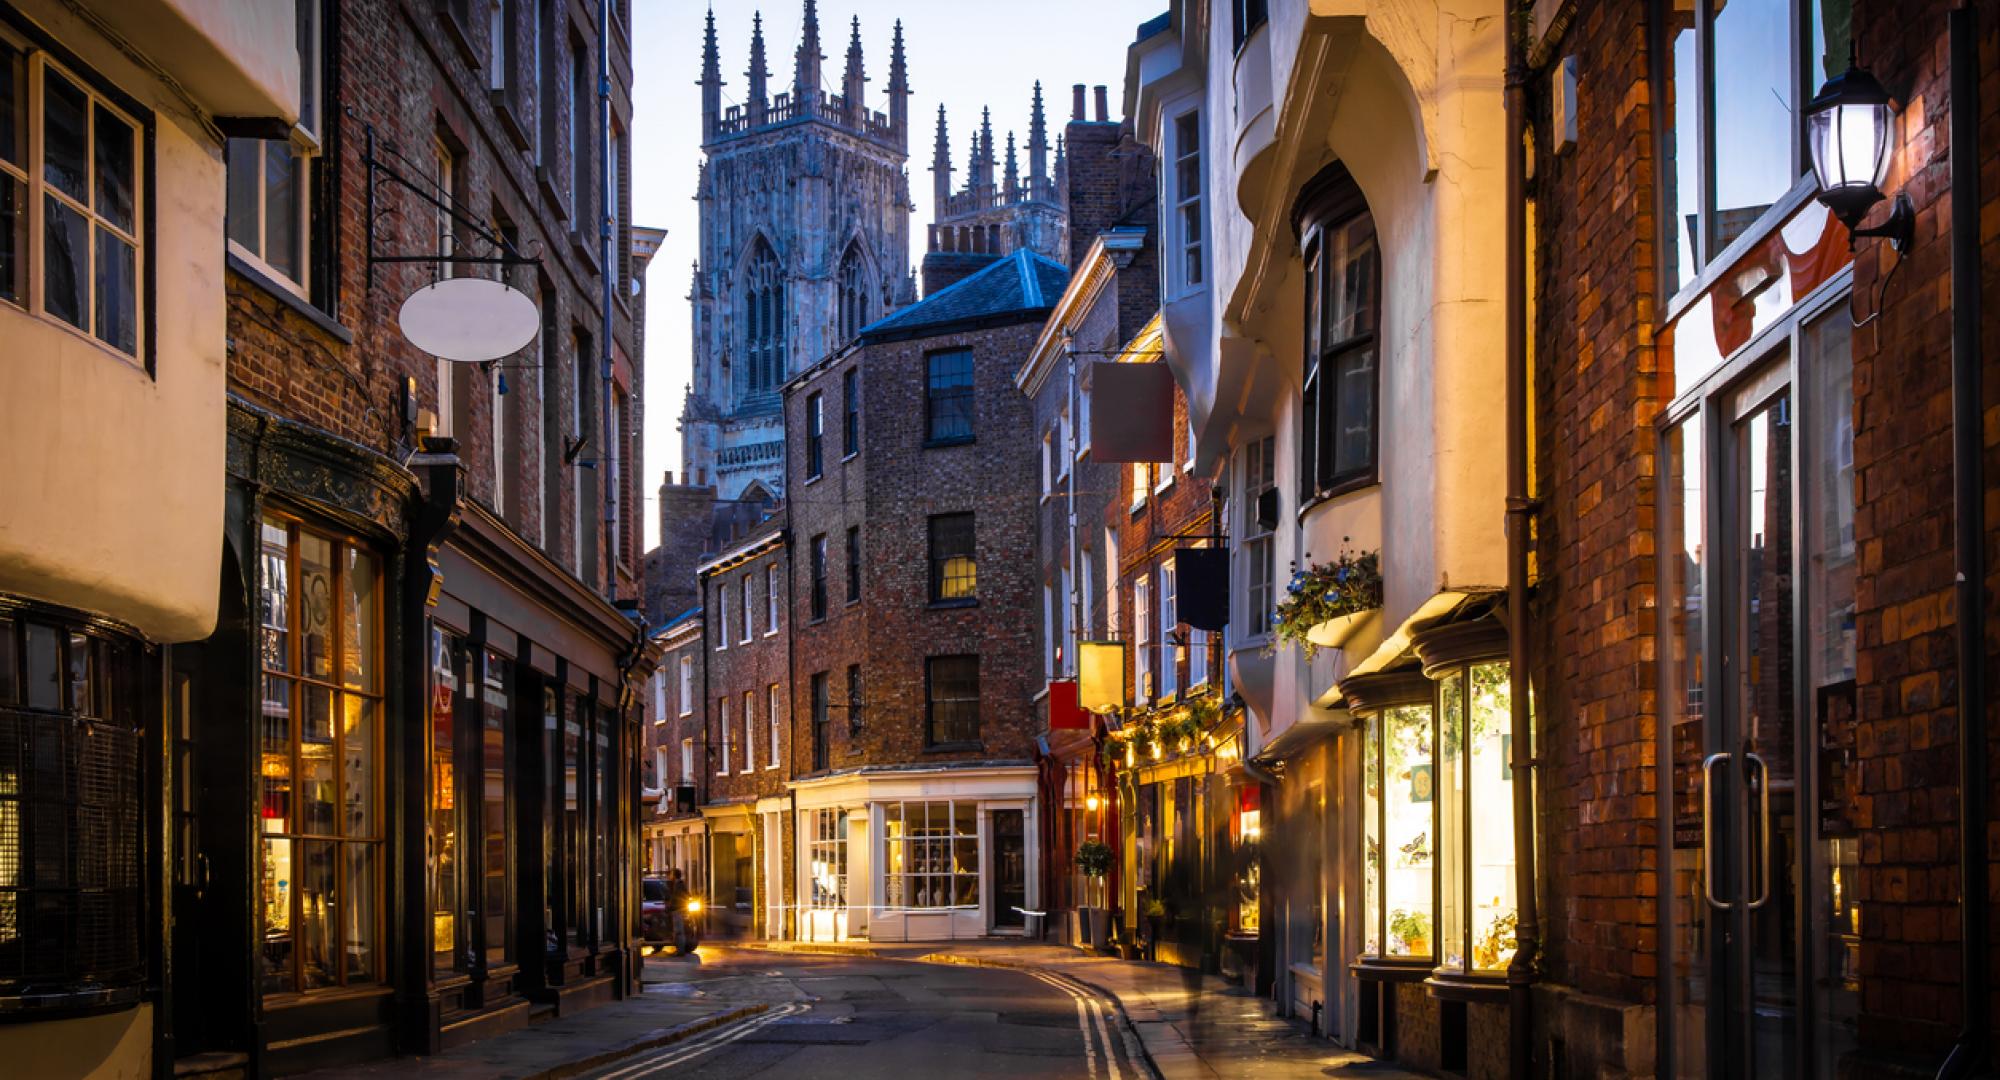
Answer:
398;277;541;361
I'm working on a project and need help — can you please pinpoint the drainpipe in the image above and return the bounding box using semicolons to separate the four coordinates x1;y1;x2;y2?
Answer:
1936;6;1987;1078
597;0;618;604
1502;6;1542;1079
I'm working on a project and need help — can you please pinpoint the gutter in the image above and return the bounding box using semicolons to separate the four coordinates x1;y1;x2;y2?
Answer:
1502;7;1542;1078
1936;6;1987;1077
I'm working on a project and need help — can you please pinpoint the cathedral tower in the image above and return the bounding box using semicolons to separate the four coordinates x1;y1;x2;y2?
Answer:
920;81;1070;295
683;1;916;500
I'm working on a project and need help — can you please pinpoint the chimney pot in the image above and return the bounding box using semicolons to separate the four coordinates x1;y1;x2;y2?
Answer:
1094;85;1108;122
1072;84;1086;121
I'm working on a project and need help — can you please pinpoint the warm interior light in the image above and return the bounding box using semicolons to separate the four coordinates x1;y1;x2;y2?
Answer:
1086;794;1101;813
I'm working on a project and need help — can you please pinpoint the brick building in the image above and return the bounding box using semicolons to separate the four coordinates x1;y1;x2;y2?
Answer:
641;610;703;890
166;0;652;1071
695;526;794;937
776;248;1068;941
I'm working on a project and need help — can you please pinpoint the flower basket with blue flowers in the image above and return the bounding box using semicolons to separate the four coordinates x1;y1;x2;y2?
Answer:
1273;546;1383;658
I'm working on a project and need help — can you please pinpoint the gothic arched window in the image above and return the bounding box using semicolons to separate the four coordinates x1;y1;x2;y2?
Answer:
743;239;785;395
838;244;870;343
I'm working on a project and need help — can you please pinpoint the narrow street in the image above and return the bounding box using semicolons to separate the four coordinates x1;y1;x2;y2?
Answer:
596;949;1139;1080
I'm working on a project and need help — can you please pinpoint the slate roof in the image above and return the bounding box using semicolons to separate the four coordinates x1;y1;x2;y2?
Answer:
858;248;1070;344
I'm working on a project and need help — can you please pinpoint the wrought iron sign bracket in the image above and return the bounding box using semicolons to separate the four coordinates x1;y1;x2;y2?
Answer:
358;117;542;291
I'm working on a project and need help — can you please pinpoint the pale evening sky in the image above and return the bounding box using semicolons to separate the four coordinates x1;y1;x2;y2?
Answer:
631;0;1161;547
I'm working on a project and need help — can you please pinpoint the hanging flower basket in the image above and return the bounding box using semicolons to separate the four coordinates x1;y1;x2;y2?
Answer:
1273;547;1383;659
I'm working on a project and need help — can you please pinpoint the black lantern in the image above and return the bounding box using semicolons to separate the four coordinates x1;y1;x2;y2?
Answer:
1805;64;1913;252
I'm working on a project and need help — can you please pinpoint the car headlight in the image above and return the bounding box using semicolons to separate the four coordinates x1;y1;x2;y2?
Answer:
685;898;703;914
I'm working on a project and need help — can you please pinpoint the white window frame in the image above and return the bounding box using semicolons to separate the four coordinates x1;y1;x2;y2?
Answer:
1170;106;1204;296
6;44;149;360
1040;430;1053;501
765;563;780;635
718;696;731;774
1077;375;1092;459
715;584;729;649
680;736;694;783
678;655;693;716
487;0;507;92
225;0;318;300
1130;464;1148;511
880;799;979;911
1105;530;1120;632
739;572;753;644
766;684;781;768
1158;561;1179;698
1184;417;1196;473
1042;583;1055;680
1189;625;1209;688
652;669;665;720
740;690;755;773
1241;436;1277;638
1056;406;1071;482
1134;575;1152;703
1059;564;1074;677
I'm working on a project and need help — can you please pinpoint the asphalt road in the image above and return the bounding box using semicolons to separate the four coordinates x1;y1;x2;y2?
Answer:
577;947;1146;1080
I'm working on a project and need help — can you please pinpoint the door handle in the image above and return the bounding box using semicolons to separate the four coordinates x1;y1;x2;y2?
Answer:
1701;753;1731;910
1745;752;1773;910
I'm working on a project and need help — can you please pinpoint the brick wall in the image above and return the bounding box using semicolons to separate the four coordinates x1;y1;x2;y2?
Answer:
1526;0;1667;1018
227;0;639;600
701;535;792;803
1113;378;1216;702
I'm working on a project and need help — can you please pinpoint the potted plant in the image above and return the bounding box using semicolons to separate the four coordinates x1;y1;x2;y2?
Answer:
1273;545;1383;657
1390;908;1431;956
1075;839;1115;951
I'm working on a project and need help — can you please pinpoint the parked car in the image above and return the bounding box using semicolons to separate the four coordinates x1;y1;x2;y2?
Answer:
640;875;704;954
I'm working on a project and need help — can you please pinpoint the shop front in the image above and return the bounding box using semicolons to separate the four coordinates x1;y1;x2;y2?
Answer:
791;765;1039;943
169;408;644;1073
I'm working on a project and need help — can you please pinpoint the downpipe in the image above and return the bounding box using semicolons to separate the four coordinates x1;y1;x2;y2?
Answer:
1502;6;1542;1079
1935;6;1988;1078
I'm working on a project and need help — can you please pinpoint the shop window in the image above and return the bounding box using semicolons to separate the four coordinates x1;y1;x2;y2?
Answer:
479;649;513;963
0;607;143;1008
593;702;611;940
925;349;974;444
1233;787;1261;933
882;800;978;909
928;513;977;603
0;25;145;358
1355;681;1436;964
1297;164;1378;502
428;629;465;976
564;689;587;945
925;655;979;746
807;808;849;910
1432;656;1518;980
257;514;384;995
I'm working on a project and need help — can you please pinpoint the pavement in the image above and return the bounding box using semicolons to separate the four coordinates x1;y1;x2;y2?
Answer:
301;940;1425;1079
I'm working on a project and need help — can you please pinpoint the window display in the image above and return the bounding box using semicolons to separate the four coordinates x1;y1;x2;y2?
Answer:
883;800;978;909
1426;643;1520;980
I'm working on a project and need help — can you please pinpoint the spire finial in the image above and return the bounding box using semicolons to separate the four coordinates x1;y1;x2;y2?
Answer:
796;0;823;101
1004;131;1019;200
747;10;769;117
842;12;866;120
1029;81;1049;189
887;18;910;142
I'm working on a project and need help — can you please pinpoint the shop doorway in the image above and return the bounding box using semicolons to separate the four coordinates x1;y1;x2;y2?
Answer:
991;810;1026;930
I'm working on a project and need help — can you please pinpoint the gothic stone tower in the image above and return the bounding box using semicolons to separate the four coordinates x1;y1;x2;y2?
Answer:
920;82;1070;295
684;2;916;500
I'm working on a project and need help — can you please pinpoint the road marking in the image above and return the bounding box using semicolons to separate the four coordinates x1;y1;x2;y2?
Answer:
594;1002;807;1080
1024;968;1126;1080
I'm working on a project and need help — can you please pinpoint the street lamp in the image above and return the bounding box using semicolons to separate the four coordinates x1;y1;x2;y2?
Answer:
1806;62;1914;252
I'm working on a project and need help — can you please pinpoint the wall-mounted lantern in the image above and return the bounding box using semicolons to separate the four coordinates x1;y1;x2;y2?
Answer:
1806;63;1914;253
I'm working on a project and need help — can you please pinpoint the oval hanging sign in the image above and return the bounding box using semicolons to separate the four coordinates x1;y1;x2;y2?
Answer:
397;277;540;361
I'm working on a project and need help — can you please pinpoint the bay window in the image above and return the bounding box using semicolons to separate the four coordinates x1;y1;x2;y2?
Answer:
807;809;849;910
1349;672;1437;966
227;0;323;302
0;28;144;357
258;514;383;995
1297;165;1379;502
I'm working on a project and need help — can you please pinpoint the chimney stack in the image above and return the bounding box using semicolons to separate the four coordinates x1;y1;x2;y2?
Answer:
1093;85;1108;122
1072;83;1085;122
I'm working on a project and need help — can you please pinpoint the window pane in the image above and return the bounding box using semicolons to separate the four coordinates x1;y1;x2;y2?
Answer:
1328;217;1376;342
428;631;460;974
92;105;134;233
926;351;974;441
94;229;136;354
1711;0;1795;247
298;839;336;988
299;533;335;680
261;836;293;992
343;843;377;982
1332;345;1376;477
260;519;291;672
930;514;977;601
0;39;22;167
261;676;293;829
1383;704;1434;958
300;686;335;834
43;195;87;330
343;549;378;691
264;142;301;282
227;138;260;253
342;696;374;838
0;174;22;305
1363;712;1382;954
1437;672;1466;970
1660;5;1699;291
42;71;87;201
1467;662;1516;971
